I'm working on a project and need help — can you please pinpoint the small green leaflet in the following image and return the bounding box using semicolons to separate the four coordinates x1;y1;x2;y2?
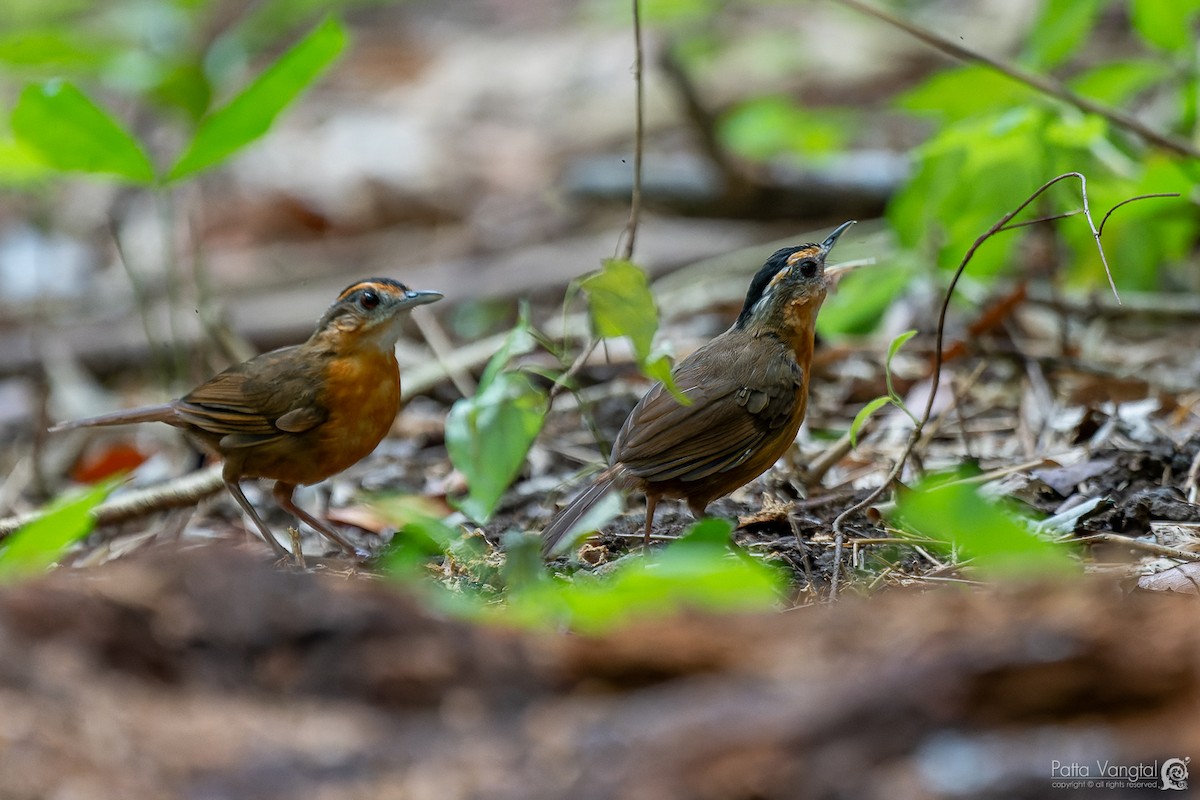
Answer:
445;316;546;523
169;17;347;180
11;80;155;183
0;481;115;580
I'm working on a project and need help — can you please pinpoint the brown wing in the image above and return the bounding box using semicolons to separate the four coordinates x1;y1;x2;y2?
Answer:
611;331;802;483
174;345;329;449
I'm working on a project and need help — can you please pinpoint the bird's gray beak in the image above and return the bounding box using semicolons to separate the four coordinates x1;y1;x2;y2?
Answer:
399;289;443;310
820;220;856;254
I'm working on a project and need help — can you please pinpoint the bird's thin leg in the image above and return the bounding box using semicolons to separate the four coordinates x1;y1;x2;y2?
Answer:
272;482;361;556
224;478;290;557
643;493;659;547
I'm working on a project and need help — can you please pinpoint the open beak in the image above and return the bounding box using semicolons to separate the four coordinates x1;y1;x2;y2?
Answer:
821;221;859;289
398;289;444;310
820;220;856;254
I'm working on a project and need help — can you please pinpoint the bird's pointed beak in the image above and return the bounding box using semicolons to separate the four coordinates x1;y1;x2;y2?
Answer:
820;220;856;254
398;289;443;310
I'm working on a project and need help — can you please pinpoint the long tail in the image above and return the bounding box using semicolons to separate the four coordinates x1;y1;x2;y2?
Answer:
541;468;622;558
50;403;178;433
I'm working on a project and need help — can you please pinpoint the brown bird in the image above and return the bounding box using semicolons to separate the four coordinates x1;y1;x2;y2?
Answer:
541;221;855;557
51;278;442;558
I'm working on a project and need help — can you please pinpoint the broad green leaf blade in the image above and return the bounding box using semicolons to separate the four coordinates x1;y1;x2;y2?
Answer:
10;81;155;183
0;481;115;580
0;137;55;185
0;30;106;71
1067;61;1169;107
581;259;687;398
581;258;660;362
446;372;547;522
1022;0;1108;69
896;473;1077;578
849;395;891;448
169;16;347;180
897;66;1035;122
1130;0;1200;52
719;95;847;160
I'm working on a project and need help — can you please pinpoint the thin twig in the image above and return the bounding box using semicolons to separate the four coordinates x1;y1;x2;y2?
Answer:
1097;193;1181;237
787;513;816;588
0;465;224;539
547;338;601;405
829;0;1200;160
996;209;1082;232
108;217;172;387
1078;533;1200;563
827;173;1124;600
410;307;476;398
1186;447;1200;505
619;0;645;262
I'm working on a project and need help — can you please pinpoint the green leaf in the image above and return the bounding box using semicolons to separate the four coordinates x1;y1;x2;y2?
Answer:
0;482;115;580
581;258;689;400
719;95;847;160
642;351;693;405
0;136;54;185
896;472;1077;578
897;66;1035;122
849;395;891;448
1022;0;1108;69
581;258;660;362
0;30;105;71
168;16;347;180
10;80;155;183
886;329;917;367
371;494;459;571
151;61;213;121
1068;61;1170;106
446;371;547;523
1131;0;1200;52
887;108;1049;276
640;0;720;24
505;517;784;633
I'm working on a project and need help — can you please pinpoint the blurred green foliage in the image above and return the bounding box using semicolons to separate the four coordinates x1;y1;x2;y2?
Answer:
0;481;114;580
501;518;783;633
895;470;1078;577
640;0;1200;298
370;507;785;633
887;0;1200;292
0;0;373;185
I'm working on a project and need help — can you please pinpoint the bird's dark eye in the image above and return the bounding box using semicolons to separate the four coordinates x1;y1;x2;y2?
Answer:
359;290;380;310
799;260;818;278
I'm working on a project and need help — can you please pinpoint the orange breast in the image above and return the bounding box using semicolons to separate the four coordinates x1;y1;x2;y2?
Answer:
239;349;400;485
